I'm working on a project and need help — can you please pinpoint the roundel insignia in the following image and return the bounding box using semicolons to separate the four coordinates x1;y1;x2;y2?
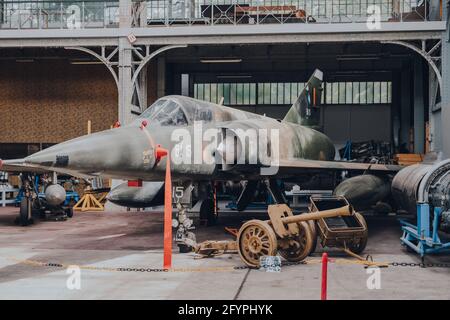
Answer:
142;149;152;164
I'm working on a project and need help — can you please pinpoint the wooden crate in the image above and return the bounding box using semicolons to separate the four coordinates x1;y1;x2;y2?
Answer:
394;153;423;166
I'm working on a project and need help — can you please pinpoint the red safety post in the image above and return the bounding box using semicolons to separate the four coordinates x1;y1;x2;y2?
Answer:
321;252;328;300
155;145;172;270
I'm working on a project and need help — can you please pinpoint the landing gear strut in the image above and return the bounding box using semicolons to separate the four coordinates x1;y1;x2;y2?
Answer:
199;198;217;226
174;202;196;253
16;175;35;226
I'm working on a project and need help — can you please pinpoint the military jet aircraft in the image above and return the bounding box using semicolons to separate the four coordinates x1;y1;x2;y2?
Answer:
1;69;401;231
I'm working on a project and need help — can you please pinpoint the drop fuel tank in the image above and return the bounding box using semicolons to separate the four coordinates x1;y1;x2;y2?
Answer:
333;174;391;211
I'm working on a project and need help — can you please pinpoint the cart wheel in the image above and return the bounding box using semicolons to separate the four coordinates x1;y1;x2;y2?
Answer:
347;212;368;254
279;221;314;262
19;198;33;226
308;220;318;255
238;220;278;268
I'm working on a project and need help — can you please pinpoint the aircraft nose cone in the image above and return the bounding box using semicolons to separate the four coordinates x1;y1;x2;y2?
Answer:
24;127;156;175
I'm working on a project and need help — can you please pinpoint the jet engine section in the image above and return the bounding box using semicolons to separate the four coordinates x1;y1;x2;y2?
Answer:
44;184;67;206
217;122;278;172
392;159;450;232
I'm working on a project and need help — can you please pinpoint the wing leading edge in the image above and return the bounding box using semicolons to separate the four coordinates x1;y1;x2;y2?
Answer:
277;159;403;174
223;158;403;179
0;159;95;179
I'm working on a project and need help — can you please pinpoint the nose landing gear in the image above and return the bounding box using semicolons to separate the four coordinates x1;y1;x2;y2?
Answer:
173;202;196;253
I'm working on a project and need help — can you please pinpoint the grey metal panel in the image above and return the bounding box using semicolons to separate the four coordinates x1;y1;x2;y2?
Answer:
323;105;351;144
323;104;391;144
350;105;392;142
253;106;287;120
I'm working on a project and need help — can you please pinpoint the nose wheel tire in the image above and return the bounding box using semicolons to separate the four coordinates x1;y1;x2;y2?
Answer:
237;220;278;268
278;221;314;262
18;198;33;226
65;207;74;218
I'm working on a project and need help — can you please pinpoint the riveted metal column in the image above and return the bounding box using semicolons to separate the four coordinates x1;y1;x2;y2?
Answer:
139;64;148;110
400;67;412;151
413;57;425;154
429;68;442;152
157;57;166;98
117;0;133;124
118;38;133;124
442;2;450;157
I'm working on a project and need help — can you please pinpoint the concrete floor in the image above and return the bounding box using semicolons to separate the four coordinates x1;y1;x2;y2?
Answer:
0;205;449;300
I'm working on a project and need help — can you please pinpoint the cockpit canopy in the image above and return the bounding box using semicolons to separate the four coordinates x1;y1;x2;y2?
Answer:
138;99;188;126
138;96;218;126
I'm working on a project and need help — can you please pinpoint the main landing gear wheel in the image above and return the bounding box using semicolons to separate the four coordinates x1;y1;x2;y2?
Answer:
18;198;33;226
347;212;368;254
237;220;278;268
65;207;74;218
66;199;76;218
278;221;314;262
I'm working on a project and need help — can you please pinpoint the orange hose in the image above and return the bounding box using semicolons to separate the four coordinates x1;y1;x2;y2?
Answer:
156;146;172;270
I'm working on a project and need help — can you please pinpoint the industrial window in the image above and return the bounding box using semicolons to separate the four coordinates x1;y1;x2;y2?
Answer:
194;81;392;106
323;81;392;105
194;82;308;106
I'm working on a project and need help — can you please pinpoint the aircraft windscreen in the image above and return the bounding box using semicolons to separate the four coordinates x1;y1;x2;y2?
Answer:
139;99;167;119
155;101;188;126
139;99;188;126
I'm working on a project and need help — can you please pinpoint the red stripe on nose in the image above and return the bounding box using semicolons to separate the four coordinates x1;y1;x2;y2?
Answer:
128;180;143;187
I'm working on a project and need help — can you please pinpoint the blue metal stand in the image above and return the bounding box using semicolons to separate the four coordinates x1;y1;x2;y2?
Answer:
342;141;352;160
400;203;450;257
15;175;79;206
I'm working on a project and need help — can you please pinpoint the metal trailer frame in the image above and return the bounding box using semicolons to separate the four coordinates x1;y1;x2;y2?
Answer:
400;204;450;257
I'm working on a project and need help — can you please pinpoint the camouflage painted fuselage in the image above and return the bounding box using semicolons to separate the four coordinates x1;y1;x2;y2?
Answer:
21;95;335;182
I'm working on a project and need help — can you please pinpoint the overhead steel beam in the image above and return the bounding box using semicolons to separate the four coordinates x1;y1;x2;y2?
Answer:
0;31;443;48
64;46;119;88
130;44;187;89
0;22;445;47
381;40;443;91
0;22;445;38
0;38;118;48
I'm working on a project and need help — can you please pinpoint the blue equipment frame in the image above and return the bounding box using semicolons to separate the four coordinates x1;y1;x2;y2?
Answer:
15;175;79;206
400;203;450;257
